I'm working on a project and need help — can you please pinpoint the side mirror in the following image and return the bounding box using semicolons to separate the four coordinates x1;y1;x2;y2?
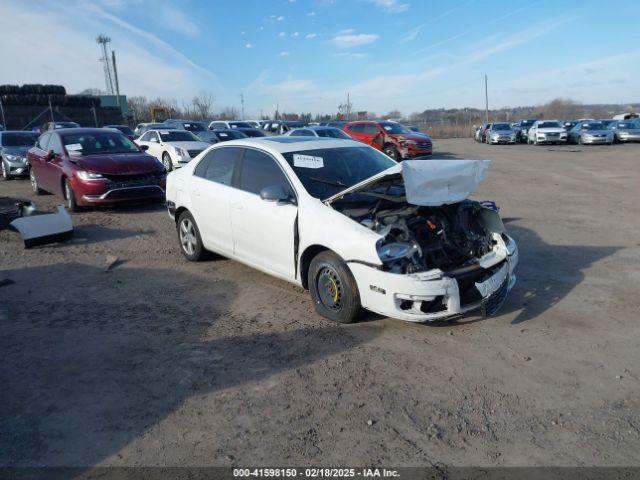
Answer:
47;150;57;161
260;185;292;204
139;144;149;151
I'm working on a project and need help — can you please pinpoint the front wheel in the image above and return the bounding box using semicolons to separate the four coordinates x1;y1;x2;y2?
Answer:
162;152;173;172
308;251;361;323
383;145;399;161
64;179;81;212
177;211;208;261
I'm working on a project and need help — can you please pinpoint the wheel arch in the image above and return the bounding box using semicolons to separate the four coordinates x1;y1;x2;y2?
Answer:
299;244;332;290
174;206;189;225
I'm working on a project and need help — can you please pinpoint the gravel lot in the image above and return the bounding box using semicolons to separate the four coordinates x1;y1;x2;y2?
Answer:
1;139;639;467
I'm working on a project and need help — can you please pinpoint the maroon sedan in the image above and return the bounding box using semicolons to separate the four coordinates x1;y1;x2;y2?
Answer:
27;128;166;211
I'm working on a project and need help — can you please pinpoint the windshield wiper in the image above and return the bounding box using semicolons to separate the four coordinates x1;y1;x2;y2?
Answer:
307;177;349;188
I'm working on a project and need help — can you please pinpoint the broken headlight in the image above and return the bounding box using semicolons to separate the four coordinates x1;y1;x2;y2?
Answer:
376;241;419;262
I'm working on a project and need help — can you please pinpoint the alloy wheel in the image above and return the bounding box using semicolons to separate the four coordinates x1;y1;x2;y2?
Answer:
30;169;38;191
179;218;197;256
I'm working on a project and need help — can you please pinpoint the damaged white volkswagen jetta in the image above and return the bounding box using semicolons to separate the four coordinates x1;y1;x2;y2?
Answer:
166;137;518;323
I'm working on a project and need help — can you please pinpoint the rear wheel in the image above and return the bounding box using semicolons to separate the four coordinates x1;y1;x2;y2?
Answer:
30;168;44;194
177;211;207;261
383;144;399;161
162;152;173;172
308;251;361;324
64;179;81;212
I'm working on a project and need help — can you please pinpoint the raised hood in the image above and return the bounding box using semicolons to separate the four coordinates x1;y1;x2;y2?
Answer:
325;159;491;206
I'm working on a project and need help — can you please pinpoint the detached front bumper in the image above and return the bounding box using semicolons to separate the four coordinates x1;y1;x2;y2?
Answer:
349;235;518;322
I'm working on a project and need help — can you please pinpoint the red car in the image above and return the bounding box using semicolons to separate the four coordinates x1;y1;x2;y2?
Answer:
342;121;432;160
27;128;166;211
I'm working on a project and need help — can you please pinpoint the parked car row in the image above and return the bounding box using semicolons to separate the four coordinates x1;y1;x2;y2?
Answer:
474;117;640;146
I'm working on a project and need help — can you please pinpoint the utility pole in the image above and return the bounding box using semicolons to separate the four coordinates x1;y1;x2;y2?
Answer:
112;50;122;112
346;92;351;121
484;74;489;122
240;94;245;120
96;35;115;95
0;96;6;128
48;96;55;122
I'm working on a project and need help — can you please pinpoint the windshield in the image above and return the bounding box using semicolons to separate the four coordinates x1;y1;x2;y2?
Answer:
492;123;512;130
315;128;351;139
538;122;561;128
281;146;396;199
215;130;247;140
2;132;38;147
582;123;604;131
109;125;134;136
181;122;205;132
158;130;200;142
380;122;410;134
61;132;140;155
229;122;252;129
196;131;218;142
521;120;535;127
616;122;637;129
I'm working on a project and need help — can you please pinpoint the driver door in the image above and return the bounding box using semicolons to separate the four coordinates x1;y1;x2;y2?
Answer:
230;148;298;280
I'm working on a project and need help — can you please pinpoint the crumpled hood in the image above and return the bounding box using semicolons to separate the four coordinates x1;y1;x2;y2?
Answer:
388;133;430;142
73;153;163;175
325;159;491;206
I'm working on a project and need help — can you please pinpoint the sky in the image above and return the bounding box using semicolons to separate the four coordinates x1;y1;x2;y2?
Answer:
1;0;639;117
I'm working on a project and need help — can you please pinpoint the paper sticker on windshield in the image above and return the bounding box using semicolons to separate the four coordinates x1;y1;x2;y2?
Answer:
293;154;323;169
66;143;83;151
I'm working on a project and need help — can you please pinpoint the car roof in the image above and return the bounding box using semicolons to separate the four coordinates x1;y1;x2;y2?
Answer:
209;136;363;153
50;127;115;135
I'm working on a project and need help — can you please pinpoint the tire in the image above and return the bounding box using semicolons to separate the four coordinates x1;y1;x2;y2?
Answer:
308;251;361;324
177;211;207;261
1;160;12;180
64;179;81;212
382;145;399;161
30;168;44;194
162;152;173;172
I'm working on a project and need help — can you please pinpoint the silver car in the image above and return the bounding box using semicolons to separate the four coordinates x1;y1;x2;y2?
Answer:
485;122;517;144
568;122;614;145
1;131;39;180
609;120;640;143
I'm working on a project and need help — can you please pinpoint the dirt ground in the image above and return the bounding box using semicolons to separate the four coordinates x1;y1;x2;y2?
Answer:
1;139;640;468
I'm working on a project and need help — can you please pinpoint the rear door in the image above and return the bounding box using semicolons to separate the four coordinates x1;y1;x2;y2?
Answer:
362;123;384;149
40;133;65;195
230;148;298;279
189;147;241;255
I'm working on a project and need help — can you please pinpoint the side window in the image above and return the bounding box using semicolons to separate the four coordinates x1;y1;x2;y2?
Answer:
239;148;292;196
348;124;364;133
363;124;379;134
193;151;212;178
37;133;51;151
292;129;313;137
211;122;225;130
139;132;150;141
204;147;241;185
49;134;63;155
149;132;159;142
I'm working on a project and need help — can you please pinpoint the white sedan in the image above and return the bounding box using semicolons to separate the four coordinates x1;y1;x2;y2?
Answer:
166;137;518;323
527;120;568;145
135;129;210;171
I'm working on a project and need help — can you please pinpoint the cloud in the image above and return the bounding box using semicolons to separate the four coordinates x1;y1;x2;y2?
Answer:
307;11;316;16
279;51;290;57
305;33;317;39
367;0;410;13
277;16;284;21
160;5;200;36
332;32;379;49
337;28;355;35
0;1;214;99
278;31;285;37
291;32;299;37
400;25;421;43
245;43;253;48
335;52;368;59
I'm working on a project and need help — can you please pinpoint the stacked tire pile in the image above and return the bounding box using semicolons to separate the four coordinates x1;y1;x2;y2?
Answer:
0;84;123;130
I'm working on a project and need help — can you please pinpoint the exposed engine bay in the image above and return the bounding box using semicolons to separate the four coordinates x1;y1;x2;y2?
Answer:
337;197;497;274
